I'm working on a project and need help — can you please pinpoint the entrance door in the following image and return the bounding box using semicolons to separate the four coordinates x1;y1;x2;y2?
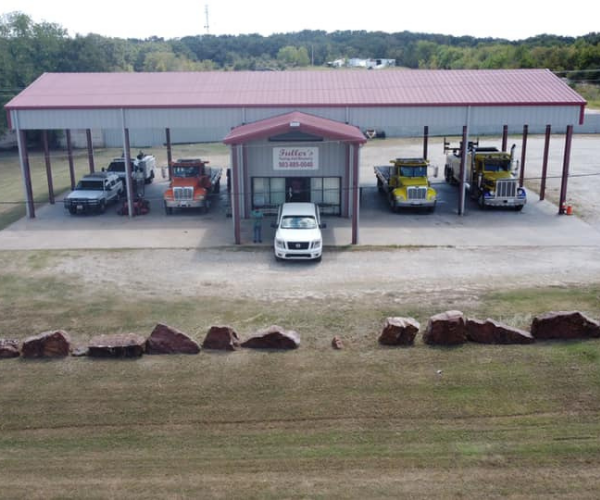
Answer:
286;177;311;202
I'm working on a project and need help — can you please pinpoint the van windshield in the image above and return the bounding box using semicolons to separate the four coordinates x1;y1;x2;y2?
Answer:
281;216;317;229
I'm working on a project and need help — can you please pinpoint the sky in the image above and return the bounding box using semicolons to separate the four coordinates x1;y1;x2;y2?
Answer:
1;0;597;41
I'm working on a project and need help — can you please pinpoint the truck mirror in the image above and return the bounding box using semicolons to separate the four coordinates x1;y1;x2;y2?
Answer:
320;223;327;229
433;166;439;178
271;222;277;229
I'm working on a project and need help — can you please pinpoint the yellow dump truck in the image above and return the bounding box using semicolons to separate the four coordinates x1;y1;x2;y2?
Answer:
374;157;437;212
444;140;526;210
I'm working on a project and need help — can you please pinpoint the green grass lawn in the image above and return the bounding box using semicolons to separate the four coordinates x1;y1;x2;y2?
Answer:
0;250;599;499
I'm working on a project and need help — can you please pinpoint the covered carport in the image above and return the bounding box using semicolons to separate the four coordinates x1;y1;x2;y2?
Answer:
4;69;587;244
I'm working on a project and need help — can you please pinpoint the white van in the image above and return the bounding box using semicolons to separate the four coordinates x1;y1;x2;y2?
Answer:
272;202;326;262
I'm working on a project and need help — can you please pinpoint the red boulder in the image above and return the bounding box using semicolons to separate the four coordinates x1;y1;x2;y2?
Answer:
146;323;200;354
21;330;71;358
423;311;466;346
202;326;241;351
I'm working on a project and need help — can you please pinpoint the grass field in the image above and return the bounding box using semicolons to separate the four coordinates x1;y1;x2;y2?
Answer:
1;250;600;499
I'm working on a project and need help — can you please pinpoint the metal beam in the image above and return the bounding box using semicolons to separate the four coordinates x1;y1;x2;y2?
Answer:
558;125;573;214
65;129;76;190
16;125;35;218
540;125;551;201
351;144;360;245
519;125;528;188
501;125;508;152
42;131;55;204
165;128;173;180
120;110;134;218
458;125;468;216
86;129;95;173
232;145;241;244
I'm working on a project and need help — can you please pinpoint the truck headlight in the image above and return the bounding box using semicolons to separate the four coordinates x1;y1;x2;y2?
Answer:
517;187;526;198
276;239;286;249
311;240;322;249
395;195;405;201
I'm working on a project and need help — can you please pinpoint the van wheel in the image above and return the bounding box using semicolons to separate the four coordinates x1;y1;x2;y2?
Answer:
315;255;322;263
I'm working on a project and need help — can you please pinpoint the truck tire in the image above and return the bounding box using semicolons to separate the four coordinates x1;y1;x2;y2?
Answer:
478;193;487;209
377;178;384;194
165;204;173;215
214;179;221;194
68;206;77;215
99;200;106;214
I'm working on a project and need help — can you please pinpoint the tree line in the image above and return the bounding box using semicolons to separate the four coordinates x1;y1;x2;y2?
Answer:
2;11;600;135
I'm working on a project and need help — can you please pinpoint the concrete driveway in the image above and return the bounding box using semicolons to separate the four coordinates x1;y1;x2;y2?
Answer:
0;173;599;250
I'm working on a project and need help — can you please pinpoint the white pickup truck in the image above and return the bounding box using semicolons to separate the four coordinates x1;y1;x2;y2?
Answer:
106;153;156;185
63;172;123;214
272;202;326;262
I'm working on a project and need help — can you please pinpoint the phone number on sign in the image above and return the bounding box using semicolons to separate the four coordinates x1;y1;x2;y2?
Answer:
278;161;315;168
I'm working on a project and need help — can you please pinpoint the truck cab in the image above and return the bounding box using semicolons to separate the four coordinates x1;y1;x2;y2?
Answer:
375;158;437;211
63;172;123;214
163;158;222;214
444;140;526;210
272;202;326;262
106;153;156;185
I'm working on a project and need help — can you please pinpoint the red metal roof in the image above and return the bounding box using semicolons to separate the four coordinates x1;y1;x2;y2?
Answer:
223;111;367;145
5;69;586;111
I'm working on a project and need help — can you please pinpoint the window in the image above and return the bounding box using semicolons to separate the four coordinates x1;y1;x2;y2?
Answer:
311;177;341;215
252;178;285;210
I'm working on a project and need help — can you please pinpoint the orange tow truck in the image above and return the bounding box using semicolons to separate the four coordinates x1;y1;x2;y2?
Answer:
163;158;222;214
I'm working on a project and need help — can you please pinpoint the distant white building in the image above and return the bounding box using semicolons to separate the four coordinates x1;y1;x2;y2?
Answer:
348;58;396;69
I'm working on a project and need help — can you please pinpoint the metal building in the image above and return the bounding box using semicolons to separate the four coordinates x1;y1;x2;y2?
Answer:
4;69;587;243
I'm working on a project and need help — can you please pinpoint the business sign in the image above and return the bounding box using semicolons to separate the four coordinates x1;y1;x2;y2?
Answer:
273;147;318;171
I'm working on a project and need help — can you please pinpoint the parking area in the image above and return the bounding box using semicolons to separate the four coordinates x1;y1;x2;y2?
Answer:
1;171;599;251
1;135;599;251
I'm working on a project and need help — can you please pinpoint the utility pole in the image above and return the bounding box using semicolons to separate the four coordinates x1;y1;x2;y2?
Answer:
204;4;210;35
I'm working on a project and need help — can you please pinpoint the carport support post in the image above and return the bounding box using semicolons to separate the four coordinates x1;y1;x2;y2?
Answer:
123;127;135;218
15;126;35;218
540;124;552;201
42;130;55;204
558;125;573;215
86;129;95;173
165;128;173;180
458;125;468;216
519;125;528;188
351;144;360;245
501;125;508;152
231;145;241;244
422;126;429;160
65;129;76;190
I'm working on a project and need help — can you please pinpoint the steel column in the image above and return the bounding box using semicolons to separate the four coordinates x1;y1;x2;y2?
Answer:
165;128;173;180
351;144;360;245
232;145;241;244
42;131;55;204
123;128;134;218
519;125;528;188
558;125;573;215
458;125;468;216
65;129;76;190
17;128;36;218
86;129;95;173
501;125;508;152
540;125;551;201
423;126;429;160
